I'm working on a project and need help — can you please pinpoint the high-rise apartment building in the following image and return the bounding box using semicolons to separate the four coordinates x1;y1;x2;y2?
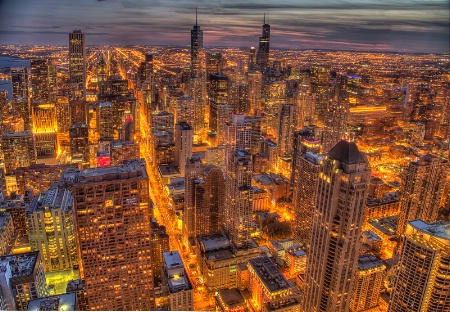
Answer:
292;150;322;246
301;140;370;312
397;154;448;235
0;212;14;256
225;150;253;249
69;29;86;100
277;104;298;157
311;64;330;124
350;254;386;312
69;159;154;310
194;165;225;236
174;122;193;177
26;185;77;272
11;67;29;100
97;101;114;139
247;70;262;113
1;131;36;175
175;97;195;124
389;219;450;312
248;47;256;71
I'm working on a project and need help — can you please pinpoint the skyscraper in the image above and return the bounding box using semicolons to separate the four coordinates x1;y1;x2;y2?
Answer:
26;184;78;272
209;74;229;133
31;102;58;158
174;122;193;177
11;67;29;100
301;140;370;312
69;159;154;310
1;131;36;174
69;29;86;100
248;47;256;71
256;14;270;74
389;219;450;312
190;8;203;79
225;150;253;249
30;59;55;103
69;123;89;165
397;154;448;235
277;104;298;158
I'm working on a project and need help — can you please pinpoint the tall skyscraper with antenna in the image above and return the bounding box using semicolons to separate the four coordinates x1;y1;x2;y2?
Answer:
190;8;203;79
256;13;270;74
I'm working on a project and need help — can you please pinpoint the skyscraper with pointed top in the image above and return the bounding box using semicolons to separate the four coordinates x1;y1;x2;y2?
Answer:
190;8;203;79
256;13;270;73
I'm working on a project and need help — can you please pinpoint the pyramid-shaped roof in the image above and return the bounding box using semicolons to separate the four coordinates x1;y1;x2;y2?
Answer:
327;140;367;164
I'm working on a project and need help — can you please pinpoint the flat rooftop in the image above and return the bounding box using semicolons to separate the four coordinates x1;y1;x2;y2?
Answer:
248;256;291;293
369;216;398;237
163;251;183;270
217;288;245;309
29;185;72;213
75;159;147;183
27;293;76;311
409;219;450;243
357;254;385;271
0;251;39;278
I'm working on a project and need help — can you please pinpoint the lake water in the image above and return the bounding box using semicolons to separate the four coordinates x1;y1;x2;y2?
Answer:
0;55;30;101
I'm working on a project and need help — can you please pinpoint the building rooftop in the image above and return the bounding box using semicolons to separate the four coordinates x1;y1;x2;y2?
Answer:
286;246;307;257
66;279;86;292
409;219;450;243
327;140;367;164
163;251;192;293
362;230;382;242
217;288;245;309
2;130;33;139
27;293;76;311
248;256;291;293
303;152;323;165
366;195;400;207
178;121;193;130
28;185;72;214
369;216;398;237
0;251;39;278
357;254;385;271
264;296;301;312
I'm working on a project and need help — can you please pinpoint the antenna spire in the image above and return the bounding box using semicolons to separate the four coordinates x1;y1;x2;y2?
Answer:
196;7;198;26
268;12;269;24
264;12;265;24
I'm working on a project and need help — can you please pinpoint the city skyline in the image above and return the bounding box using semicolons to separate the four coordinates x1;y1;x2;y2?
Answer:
0;0;448;53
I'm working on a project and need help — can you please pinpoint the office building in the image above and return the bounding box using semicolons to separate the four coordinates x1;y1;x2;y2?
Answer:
247;256;292;310
162;251;194;311
66;279;89;311
277;104;298;157
69;159;154;310
190;9;204;79
26;185;77;272
151;220;170;286
215;288;246;312
30;59;56;103
311;64;330;124
69;123;89;165
26;293;76;311
247;70;262;113
0;251;47;311
350;254;386;312
11;67;29;100
31;102;58;158
301;140;370;312
15;163;77;196
175;122;193;177
110;140;139;167
97;101;114;139
389;219;450;312
256;15;270;73
175;97;195;124
1;131;36;175
209;74;229;133
69;29;86;100
0;213;14;256
397;154;448;235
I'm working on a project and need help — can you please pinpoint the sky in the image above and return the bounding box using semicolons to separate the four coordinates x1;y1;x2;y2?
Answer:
0;0;448;53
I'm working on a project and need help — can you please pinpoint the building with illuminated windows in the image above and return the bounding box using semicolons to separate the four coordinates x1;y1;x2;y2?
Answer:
277;104;298;158
26;293;76;311
30;59;56;103
31;102;58;158
174;122;193;177
151;220;170;286
69;123;89;165
69;29;86;100
389;219;450;312
11;67;29;100
110;140;139;167
350;254;386;312
247;256;293;311
97;101;114;139
162;251;194;311
209;74;229;133
68;159;154;310
0;212;14;256
26;184;77;272
1;131;36;175
256;15;270;73
301;140;370;312
0;251;48;311
397;154;448;235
